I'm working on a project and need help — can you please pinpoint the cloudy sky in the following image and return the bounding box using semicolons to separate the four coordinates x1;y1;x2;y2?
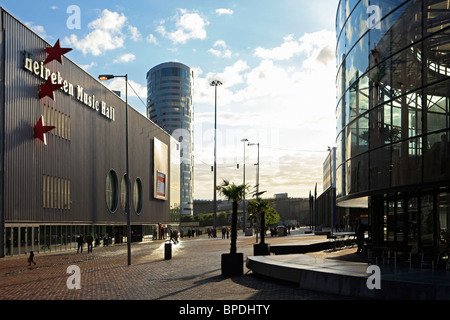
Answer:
2;0;338;200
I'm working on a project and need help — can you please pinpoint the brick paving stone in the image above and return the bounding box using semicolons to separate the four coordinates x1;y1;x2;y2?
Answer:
0;229;355;301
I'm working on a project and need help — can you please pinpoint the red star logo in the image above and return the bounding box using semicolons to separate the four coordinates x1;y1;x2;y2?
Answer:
44;39;72;65
34;116;55;143
39;77;63;100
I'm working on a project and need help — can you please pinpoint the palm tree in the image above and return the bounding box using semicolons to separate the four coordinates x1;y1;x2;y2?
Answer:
216;180;247;254
247;199;279;245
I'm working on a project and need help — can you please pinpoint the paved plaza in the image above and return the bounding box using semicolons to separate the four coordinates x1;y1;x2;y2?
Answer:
0;228;354;301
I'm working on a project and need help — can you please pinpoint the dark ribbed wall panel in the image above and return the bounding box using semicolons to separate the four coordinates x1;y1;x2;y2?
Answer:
1;9;172;225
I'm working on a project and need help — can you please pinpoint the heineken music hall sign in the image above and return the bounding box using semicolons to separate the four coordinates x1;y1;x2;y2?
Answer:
23;40;116;121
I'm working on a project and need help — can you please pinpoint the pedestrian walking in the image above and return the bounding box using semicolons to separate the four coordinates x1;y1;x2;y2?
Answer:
86;233;94;253
355;220;366;254
27;251;36;266
76;234;84;253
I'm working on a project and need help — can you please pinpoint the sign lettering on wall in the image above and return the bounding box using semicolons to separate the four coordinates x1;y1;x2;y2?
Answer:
23;40;115;121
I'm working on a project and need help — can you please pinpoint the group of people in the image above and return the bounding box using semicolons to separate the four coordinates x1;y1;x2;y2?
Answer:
221;227;231;239
75;233;95;253
185;229;201;238
207;228;216;238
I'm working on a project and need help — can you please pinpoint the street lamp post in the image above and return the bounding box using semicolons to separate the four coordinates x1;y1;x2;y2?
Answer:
98;74;131;265
210;80;222;235
241;138;248;233
248;142;259;242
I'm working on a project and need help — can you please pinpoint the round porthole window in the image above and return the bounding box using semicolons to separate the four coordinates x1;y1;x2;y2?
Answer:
133;178;143;214
105;170;118;212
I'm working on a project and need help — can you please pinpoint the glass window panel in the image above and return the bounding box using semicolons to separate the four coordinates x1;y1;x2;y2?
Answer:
348;85;358;122
348;73;371;123
347;152;368;194
438;192;450;245
346;114;369;160
346;31;370;90
424;30;450;85
392;103;402;141
133;178;143;214
383;200;388;241
408;197;419;253
369;144;392;189
421;194;434;245
105;170;118;212
337;67;343;102
388;200;395;242
370;57;392;108
391;44;422;97
369;104;394;148
425;0;450;37
390;0;422;52
369;1;420;63
424;130;450;182
359;73;370;113
396;199;404;242
336;164;344;198
336;99;343;137
346;1;368;50
425;80;450;133
337;35;346;71
337;0;347;32
391;139;422;186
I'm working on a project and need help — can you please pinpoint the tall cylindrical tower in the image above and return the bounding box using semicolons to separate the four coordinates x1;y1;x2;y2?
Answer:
147;62;194;216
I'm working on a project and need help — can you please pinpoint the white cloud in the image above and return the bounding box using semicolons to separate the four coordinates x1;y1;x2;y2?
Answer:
254;30;335;65
254;34;302;60
193;60;249;105
89;9;126;31
113;53;135;63
105;78;146;99
25;22;47;39
146;33;158;45
157;9;209;44
216;8;234;16
80;61;97;70
64;9;127;56
192;30;337;199
128;25;142;41
208;40;232;58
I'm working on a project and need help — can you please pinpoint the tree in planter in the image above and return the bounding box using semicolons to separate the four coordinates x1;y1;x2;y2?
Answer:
246;199;279;245
216;180;248;254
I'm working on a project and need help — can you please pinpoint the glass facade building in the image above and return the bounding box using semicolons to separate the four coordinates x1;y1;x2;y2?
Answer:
336;0;450;264
147;62;194;215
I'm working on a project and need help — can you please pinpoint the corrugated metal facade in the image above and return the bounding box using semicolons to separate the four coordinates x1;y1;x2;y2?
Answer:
0;9;176;227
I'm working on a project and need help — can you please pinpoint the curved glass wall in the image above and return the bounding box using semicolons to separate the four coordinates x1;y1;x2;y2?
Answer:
336;0;450;256
336;0;450;199
147;62;193;216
